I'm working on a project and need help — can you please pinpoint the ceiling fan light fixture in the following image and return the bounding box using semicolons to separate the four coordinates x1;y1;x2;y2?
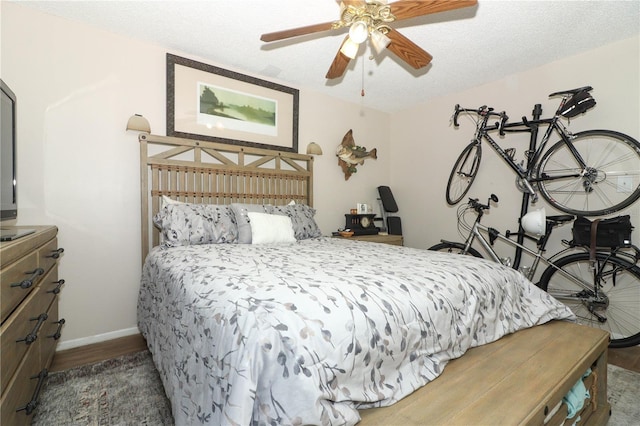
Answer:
348;20;369;44
261;0;478;80
340;37;360;59
370;29;390;54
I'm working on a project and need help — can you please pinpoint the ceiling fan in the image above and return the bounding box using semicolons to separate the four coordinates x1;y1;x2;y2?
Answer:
260;0;478;79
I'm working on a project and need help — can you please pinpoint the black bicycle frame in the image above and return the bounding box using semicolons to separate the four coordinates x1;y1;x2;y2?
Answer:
479;114;588;184
474;116;528;179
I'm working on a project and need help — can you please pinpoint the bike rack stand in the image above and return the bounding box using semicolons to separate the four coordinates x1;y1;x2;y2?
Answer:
513;104;543;270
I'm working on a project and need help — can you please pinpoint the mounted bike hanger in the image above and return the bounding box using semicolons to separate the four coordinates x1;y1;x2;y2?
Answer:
513;104;543;270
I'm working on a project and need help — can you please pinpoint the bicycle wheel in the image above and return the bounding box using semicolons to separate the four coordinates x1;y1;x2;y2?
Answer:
537;130;640;216
428;242;483;258
446;142;482;205
538;252;640;348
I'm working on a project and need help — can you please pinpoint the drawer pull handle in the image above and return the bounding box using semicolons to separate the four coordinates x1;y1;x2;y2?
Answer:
47;279;66;294
16;369;48;415
48;318;66;340
16;313;48;345
46;248;65;259
10;268;45;289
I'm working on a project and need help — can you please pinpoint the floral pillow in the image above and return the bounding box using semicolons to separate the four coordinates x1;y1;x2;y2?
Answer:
153;203;238;247
160;195;184;209
271;203;322;240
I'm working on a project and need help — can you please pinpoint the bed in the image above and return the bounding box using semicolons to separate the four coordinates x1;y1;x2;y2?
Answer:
136;134;610;425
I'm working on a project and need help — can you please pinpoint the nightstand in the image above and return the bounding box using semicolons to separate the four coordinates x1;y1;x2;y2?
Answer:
339;234;403;246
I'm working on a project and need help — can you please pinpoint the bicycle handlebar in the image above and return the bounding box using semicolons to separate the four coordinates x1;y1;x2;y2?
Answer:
467;193;499;213
453;104;509;135
467;198;489;212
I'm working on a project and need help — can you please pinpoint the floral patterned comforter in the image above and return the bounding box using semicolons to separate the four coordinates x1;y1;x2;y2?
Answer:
137;238;574;425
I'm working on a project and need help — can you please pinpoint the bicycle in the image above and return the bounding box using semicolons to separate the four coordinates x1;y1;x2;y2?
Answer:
428;194;640;348
446;86;640;216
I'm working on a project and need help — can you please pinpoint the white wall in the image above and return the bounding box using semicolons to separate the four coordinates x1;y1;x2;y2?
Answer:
391;36;640;270
300;92;390;232
1;2;390;347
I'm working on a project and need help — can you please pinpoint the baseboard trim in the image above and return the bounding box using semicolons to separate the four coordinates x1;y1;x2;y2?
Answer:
56;327;141;351
50;332;148;372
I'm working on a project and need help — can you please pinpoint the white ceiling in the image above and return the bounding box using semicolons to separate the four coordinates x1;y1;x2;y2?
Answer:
14;0;640;113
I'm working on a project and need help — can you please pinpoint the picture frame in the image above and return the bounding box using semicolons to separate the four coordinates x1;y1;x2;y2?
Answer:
166;53;299;153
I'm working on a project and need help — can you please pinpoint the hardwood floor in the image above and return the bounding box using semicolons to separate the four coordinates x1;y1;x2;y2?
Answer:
608;344;640;373
50;333;640;373
49;333;147;372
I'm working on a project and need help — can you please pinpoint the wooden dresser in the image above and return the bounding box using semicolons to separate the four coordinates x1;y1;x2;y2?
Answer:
1;226;65;425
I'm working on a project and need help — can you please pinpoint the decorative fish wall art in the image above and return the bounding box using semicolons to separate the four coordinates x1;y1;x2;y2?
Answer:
336;129;377;180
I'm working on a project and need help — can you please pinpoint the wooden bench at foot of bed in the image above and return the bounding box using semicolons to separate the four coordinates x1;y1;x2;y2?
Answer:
359;320;610;426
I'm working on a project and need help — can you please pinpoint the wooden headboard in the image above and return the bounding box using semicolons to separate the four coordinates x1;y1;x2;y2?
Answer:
138;133;314;261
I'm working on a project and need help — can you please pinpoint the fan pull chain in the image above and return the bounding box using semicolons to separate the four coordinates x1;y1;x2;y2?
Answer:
361;58;365;97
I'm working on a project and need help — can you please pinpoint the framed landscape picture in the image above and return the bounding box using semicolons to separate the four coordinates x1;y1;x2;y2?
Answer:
166;53;299;152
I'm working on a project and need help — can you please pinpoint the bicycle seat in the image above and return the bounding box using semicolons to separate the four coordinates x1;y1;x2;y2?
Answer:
546;215;575;226
548;86;593;97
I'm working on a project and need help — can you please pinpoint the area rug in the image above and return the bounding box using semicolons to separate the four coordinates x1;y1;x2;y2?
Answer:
607;364;640;426
33;351;639;425
32;351;173;425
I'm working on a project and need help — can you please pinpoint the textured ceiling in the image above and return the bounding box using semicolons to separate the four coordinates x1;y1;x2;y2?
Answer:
15;0;640;113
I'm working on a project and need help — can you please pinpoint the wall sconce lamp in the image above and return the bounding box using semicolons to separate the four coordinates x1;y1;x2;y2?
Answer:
126;114;151;133
306;142;323;155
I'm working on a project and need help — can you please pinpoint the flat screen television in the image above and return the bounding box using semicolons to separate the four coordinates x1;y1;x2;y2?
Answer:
1;78;18;221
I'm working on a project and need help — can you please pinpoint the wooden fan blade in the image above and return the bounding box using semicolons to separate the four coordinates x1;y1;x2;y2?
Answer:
326;37;352;79
260;21;336;42
386;29;433;69
390;0;477;21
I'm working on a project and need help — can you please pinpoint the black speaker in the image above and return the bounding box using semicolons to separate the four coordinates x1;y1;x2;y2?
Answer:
387;216;402;235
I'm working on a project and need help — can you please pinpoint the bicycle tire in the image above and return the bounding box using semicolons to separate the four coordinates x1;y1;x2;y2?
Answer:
537;130;640;216
446;142;482;205
538;251;640;348
428;242;483;258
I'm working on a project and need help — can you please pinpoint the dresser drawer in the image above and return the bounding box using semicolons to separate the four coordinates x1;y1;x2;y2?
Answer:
1;237;60;325
0;340;43;426
37;264;61;315
38;238;60;277
1;252;40;324
0;282;49;394
0;227;58;268
40;299;63;369
37;266;64;369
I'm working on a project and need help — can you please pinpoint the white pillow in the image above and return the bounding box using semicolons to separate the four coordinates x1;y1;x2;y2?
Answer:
247;212;296;244
230;203;274;244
